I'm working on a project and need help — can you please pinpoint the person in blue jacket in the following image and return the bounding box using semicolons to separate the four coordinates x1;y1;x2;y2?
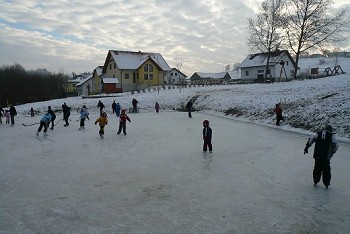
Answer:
36;112;52;136
79;105;89;130
115;102;121;117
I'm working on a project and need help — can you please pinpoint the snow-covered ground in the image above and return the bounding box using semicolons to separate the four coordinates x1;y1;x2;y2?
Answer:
1;57;349;233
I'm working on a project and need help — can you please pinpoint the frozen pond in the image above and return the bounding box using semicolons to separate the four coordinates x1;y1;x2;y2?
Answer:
1;111;349;233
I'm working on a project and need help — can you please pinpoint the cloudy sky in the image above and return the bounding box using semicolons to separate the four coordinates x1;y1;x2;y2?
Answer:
0;0;349;76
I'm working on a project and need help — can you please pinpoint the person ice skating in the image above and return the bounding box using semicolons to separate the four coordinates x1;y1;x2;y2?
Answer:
117;109;131;135
62;102;71;126
112;101;117;114
97;100;105;115
273;103;284;126
0;107;4;124
36;112;52;136
9;104;17;126
115;102;121;117
155;102;160;113
203;120;213;153
304;125;339;189
4;110;10;124
47;106;56;130
30;107;34;117
132;98;138;113
95;111;108;138
186;101;193;118
79;105;89;130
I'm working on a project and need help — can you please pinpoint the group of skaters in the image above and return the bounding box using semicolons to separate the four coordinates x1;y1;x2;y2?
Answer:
0;105;17;126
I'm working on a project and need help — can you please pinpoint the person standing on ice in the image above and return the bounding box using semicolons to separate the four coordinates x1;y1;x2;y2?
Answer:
62;102;71;127
155;102;160;113
117;109;131;135
186;100;193;118
273;103;284;126
132;98;138;113
202;120;213;153
97;100;105;115
36;112;52;136
79;105;89;130
95;111;108;138
0;107;4;124
30;107;35;117
9;104;17;126
112;101;117;114
47;106;56;130
115;102;121;117
304;124;338;189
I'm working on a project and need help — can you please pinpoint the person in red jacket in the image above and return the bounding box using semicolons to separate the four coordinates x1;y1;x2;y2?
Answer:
117;109;131;135
273;103;284;126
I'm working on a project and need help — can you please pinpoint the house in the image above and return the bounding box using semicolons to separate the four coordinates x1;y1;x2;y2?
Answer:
102;78;121;93
190;72;231;85
65;79;80;95
102;50;171;92
163;68;187;85
239;50;295;83
75;74;93;97
91;66;104;95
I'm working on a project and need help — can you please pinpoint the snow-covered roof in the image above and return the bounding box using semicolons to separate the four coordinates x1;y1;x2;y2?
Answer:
103;78;120;84
109;50;171;71
239;50;295;68
76;74;93;86
94;66;103;77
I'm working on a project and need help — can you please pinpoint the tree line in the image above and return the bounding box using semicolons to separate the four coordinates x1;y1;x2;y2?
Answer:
248;0;349;81
0;63;69;107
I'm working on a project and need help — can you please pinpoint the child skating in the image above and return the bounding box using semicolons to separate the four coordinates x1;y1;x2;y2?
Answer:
79;105;89;130
117;109;131;135
95;112;108;139
202;119;213;153
36;112;52;136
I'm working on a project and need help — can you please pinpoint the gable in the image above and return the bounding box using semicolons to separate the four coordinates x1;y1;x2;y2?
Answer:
240;50;295;68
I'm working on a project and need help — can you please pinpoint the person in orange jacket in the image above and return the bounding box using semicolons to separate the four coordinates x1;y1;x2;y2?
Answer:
95;111;108;139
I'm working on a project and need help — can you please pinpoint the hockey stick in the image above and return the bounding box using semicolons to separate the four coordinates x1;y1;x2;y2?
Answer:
22;122;39;127
54;117;63;126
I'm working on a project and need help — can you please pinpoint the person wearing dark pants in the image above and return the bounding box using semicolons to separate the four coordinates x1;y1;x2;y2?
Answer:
48;106;56;130
36;112;52;136
9;104;17;126
62;102;71;126
304;125;338;189
202;119;213;153
117;109;131;135
186;101;193;118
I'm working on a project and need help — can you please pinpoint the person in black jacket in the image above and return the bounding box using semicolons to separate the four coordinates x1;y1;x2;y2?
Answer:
97;100;105;115
202;119;212;153
48;106;56;130
304;125;339;189
186;101;193;118
62;102;71;127
9;104;17;126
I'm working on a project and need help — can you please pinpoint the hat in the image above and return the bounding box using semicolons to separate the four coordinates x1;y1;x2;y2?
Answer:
325;125;333;133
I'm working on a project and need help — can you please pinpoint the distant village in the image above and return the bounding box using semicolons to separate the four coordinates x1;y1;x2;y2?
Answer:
66;50;350;97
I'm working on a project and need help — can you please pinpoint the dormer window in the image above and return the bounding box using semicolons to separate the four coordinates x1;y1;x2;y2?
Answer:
144;64;153;72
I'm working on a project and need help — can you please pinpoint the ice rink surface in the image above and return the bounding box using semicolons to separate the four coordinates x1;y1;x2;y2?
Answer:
1;111;350;233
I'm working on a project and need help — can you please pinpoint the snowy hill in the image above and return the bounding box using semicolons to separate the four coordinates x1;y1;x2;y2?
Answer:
9;57;350;140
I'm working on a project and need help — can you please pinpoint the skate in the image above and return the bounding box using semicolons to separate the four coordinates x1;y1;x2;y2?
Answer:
43;132;48;136
36;131;39;136
99;133;104;139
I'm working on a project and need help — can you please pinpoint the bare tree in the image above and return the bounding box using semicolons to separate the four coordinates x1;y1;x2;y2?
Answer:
225;64;231;72
174;57;184;85
248;0;286;82
284;0;348;79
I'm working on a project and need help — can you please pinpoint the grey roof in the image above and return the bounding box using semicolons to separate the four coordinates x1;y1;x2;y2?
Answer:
110;51;171;71
103;78;120;84
196;72;228;79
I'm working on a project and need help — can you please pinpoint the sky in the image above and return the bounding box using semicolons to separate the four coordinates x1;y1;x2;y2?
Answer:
0;0;349;77
1;63;350;232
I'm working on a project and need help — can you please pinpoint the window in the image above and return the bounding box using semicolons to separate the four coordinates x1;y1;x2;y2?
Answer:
125;73;129;79
114;63;116;69
144;74;148;80
175;73;178;76
109;64;112;69
144;64;154;72
149;74;153;80
171;73;173;76
257;69;264;73
245;71;249;76
286;61;289;65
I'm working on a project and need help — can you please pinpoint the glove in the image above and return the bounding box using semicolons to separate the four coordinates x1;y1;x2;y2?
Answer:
304;146;308;154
